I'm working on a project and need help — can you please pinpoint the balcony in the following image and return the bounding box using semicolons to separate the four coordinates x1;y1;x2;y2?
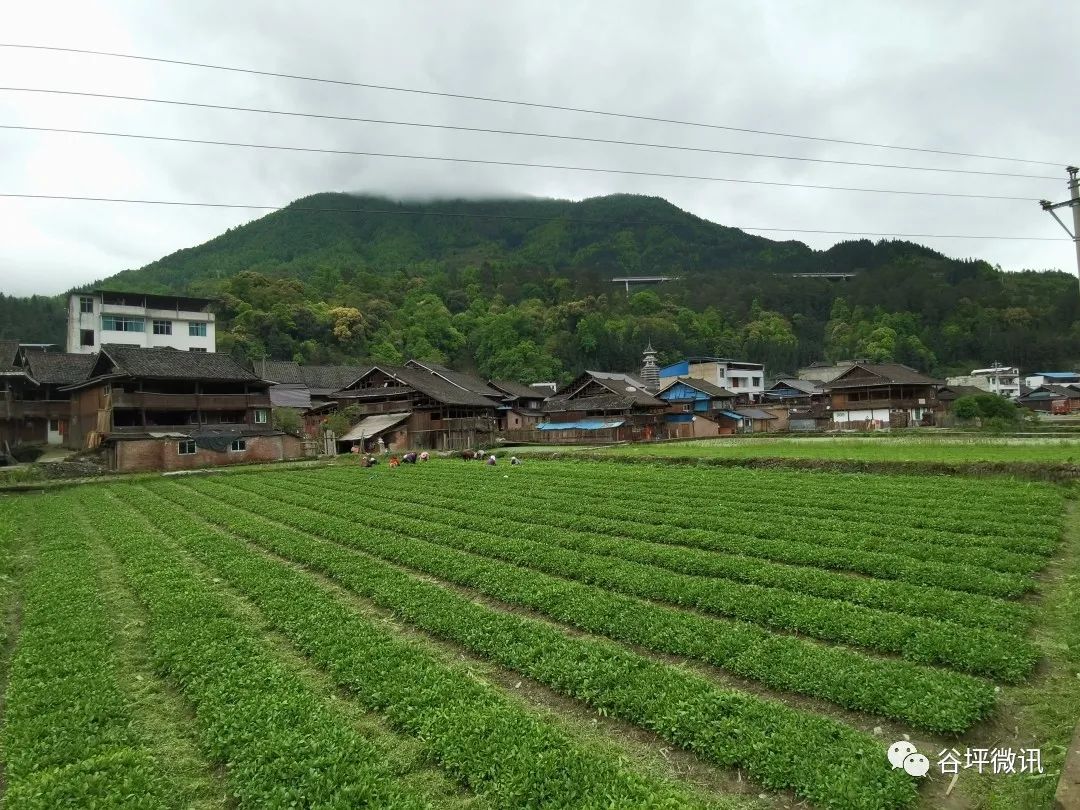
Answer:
110;392;270;410
1;400;71;419
829;397;930;411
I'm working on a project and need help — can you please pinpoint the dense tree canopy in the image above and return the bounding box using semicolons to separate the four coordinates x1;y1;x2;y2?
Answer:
2;193;1077;382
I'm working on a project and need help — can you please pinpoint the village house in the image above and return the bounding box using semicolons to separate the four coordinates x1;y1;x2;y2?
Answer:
539;370;668;443
936;384;992;414
945;366;1021;399
1023;371;1080;389
62;345;302;472
486;379;546;431
823;362;942;429
326;363;499;451
67;290;216;354
655;377;738;437
763;378;828;432
1;342;95;449
658;357;766;402
1018;384;1080;414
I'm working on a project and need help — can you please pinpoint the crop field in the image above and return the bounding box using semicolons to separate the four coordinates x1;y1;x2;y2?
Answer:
572;434;1080;464
1;460;1077;809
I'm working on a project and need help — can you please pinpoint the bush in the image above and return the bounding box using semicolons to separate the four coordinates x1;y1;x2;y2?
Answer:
953;394;1019;423
272;407;303;436
10;445;45;463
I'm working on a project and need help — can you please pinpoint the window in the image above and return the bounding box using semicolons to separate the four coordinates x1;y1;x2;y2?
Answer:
153;320;172;335
254;409;268;424
48;419;60;432
188;347;207;352
178;439;197;455
752;376;761;387
102;316;145;333
230;438;247;452
79;296;94;313
80;329;95;347
188;322;207;337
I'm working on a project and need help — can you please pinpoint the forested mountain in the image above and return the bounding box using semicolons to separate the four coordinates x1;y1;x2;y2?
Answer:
2;192;1078;382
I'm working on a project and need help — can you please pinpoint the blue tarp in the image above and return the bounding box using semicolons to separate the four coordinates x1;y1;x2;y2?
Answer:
536;420;626;430
717;409;744;420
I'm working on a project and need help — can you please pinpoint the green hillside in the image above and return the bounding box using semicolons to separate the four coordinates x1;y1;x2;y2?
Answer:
2;192;1078;381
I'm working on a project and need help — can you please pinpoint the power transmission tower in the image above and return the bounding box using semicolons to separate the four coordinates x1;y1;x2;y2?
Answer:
1040;166;1080;294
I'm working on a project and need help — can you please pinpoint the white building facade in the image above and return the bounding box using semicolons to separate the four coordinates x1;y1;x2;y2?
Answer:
945;366;1021;399
67;291;216;354
657;357;765;402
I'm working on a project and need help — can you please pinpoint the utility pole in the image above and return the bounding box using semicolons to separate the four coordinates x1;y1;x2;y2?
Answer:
1040;166;1080;295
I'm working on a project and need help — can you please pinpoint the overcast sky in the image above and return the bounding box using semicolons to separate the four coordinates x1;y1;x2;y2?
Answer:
1;1;1077;296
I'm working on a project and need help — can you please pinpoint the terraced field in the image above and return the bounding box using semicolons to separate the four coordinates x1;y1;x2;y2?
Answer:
0;461;1074;809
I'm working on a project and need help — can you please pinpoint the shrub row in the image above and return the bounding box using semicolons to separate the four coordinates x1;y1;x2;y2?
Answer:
192;476;996;731
112;483;703;809
378;467;1031;597
151;478;918;809
249;474;1036;682
309;469;1030;633
75;487;428;809
419;467;1046;575
514;462;1061;543
2;499;175;808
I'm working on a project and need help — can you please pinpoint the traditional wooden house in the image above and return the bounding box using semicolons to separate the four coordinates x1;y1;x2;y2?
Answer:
257;360;370;409
328;364;499;450
936;384;990;413
762;378;828;431
62;345;301;471
1;343;95;449
823;362;942;428
538;371;668;443
1018;384;1080;414
655;377;737;438
487;379;547;431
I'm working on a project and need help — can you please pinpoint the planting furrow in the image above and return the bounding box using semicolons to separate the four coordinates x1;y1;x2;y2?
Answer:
242;474;1036;682
302;469;1030;633
105;483;706;810
141;479;918;809
73;488;430;809
510;464;1058;546
2;498;177;808
361;468;1031;597
409;467;1047;573
182;476;996;732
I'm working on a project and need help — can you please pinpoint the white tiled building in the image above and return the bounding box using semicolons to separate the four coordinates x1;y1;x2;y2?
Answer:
67;291;216;354
657;357;765;402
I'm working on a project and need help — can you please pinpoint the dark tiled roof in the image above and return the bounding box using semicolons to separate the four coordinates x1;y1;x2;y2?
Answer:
22;350;96;385
407;360;504;399
489;379;545;400
825;363;941;389
770;377;824;395
543;392;665;413
101;345;261;382
658;376;736;398
1025;384;1080;399
938;384;988;400
303;365;370;393
350;365;497;408
0;340;19;370
259;360;304;384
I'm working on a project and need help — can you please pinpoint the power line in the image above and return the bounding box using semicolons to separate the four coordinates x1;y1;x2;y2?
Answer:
0;42;1067;168
0;87;1060;182
0;193;1067;242
0;125;1043;202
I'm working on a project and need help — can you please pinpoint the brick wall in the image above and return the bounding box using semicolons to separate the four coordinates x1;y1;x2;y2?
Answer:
113;434;306;473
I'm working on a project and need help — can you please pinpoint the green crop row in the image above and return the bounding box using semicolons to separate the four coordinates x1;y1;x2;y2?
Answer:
144;478;918;809
308;468;1030;633
2;499;175;808
247;473;1036;682
370;466;1031;597
190;476;996;732
517;459;1062;516
106;483;705;810
453;465;1057;555
514;463;1060;541
414;467;1046;575
73;488;429;809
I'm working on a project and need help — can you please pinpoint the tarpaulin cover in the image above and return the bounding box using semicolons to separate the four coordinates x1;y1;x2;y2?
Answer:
536;419;625;430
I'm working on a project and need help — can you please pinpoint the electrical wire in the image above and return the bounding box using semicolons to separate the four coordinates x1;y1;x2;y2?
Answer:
0;43;1067;168
0;193;1067;241
0;87;1061;181
0;125;1045;202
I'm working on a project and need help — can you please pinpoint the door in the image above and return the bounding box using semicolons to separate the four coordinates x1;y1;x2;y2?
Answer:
47;418;62;445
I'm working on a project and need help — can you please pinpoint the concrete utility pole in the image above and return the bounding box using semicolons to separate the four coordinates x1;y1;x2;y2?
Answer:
1040;166;1080;295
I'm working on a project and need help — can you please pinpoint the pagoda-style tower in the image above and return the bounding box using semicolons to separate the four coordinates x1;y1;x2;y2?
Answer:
640;343;660;391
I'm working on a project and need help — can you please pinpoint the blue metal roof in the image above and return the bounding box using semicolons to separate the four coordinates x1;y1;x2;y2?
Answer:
717;409;744;420
1038;372;1079;378
536;419;626;430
